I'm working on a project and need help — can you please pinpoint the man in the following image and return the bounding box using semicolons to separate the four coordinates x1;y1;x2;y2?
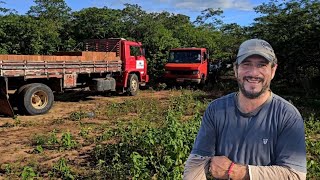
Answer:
183;39;307;180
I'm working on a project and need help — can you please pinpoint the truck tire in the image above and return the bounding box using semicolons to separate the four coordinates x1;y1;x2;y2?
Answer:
18;83;54;115
15;84;33;96
127;74;139;96
11;84;33;107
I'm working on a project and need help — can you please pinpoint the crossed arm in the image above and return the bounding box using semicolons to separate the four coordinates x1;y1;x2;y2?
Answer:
183;154;306;180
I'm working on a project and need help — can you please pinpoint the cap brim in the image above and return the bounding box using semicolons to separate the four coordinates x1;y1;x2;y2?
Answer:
236;51;273;64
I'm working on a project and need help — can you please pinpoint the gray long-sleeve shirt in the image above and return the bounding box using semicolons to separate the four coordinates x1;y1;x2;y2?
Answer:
184;92;307;179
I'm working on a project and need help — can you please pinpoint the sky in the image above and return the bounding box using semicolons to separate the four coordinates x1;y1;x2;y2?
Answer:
2;0;269;26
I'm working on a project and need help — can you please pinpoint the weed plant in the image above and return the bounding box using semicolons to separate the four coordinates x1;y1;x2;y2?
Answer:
92;91;206;179
49;158;75;180
305;114;320;179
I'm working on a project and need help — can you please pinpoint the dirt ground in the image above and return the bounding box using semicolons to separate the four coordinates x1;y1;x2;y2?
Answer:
0;89;179;177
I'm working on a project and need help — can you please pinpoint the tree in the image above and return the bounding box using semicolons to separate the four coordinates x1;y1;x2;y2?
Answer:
193;8;224;29
71;7;125;41
27;0;71;22
0;14;61;54
27;0;73;52
252;0;320;86
217;23;249;61
0;1;9;13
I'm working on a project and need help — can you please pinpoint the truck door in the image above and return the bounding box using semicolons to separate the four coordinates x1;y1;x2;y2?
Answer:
122;41;148;86
199;50;208;81
129;46;144;70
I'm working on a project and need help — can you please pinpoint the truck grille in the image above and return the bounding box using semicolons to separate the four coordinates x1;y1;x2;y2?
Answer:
170;70;193;75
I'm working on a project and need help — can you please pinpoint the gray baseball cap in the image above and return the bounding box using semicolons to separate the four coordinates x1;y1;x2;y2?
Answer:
236;39;277;64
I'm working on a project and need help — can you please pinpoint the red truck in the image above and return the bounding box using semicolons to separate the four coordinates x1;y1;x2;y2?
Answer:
163;47;209;87
0;38;149;117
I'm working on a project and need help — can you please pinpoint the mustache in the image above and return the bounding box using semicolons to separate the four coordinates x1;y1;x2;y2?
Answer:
243;76;264;82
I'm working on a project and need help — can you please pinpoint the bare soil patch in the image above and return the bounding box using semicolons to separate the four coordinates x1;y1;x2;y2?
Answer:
0;89;180;177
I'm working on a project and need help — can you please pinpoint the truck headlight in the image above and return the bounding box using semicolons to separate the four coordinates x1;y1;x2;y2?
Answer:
192;70;200;75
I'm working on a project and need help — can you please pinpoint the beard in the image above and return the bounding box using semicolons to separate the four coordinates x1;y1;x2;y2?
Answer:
237;76;270;99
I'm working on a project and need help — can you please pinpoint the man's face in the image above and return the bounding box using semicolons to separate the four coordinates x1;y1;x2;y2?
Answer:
234;55;277;99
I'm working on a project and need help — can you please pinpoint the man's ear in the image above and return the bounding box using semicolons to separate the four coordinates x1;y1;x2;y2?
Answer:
271;64;278;79
233;63;238;78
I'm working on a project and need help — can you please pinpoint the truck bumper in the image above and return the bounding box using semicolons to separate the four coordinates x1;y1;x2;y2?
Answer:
163;73;202;85
175;78;201;84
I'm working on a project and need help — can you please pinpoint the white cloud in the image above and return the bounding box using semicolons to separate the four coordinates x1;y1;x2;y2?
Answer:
102;0;255;11
171;0;254;11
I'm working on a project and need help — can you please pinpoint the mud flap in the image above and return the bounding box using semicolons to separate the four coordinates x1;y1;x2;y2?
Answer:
0;78;14;117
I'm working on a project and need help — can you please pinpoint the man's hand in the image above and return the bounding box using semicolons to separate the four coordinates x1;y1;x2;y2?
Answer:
209;156;249;180
209;156;232;179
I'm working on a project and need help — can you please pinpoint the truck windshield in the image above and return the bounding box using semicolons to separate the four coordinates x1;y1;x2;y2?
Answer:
168;50;201;63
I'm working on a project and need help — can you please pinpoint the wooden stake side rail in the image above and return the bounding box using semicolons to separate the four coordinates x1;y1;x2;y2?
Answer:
0;60;122;78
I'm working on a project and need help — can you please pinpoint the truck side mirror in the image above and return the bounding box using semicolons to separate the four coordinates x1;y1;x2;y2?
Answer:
205;53;209;60
142;48;146;56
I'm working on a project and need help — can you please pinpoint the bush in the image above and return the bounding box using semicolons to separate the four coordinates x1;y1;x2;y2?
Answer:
93;108;202;179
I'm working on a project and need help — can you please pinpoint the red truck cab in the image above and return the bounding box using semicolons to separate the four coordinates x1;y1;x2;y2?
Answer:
163;47;209;86
84;38;149;90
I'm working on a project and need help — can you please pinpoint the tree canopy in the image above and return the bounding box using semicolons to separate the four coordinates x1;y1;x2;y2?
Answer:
0;0;319;87
252;0;320;83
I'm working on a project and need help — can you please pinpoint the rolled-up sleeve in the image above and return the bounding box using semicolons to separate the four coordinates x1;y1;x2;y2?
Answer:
183;154;211;180
249;165;306;180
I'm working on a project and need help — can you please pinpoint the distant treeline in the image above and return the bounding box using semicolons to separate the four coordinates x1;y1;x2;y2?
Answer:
0;0;319;89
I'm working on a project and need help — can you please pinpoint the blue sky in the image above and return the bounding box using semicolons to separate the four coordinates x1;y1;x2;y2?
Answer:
2;0;269;26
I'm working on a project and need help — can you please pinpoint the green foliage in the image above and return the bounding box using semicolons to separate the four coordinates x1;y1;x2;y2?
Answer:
31;134;48;146
48;129;59;145
60;132;77;150
49;158;75;180
94;111;201;179
31;129;77;150
27;0;71;24
252;0;320;84
21;166;36;180
4;164;11;174
13;116;21;126
194;8;224;28
79;126;92;138
0;1;245;82
103;97;164;122
305;114;320;179
1;0;319;88
0;14;60;54
93;92;205;179
71;7;124;40
305;114;320;135
33;145;44;154
68;110;88;121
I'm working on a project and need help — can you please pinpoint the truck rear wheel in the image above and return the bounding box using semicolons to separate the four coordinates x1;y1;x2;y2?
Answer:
127;74;139;96
18;83;54;115
11;84;33;107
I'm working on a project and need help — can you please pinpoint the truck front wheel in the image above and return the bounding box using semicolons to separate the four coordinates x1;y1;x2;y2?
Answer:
127;74;139;96
18;83;54;115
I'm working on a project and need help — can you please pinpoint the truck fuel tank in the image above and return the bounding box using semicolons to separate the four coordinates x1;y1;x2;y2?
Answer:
90;78;116;92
